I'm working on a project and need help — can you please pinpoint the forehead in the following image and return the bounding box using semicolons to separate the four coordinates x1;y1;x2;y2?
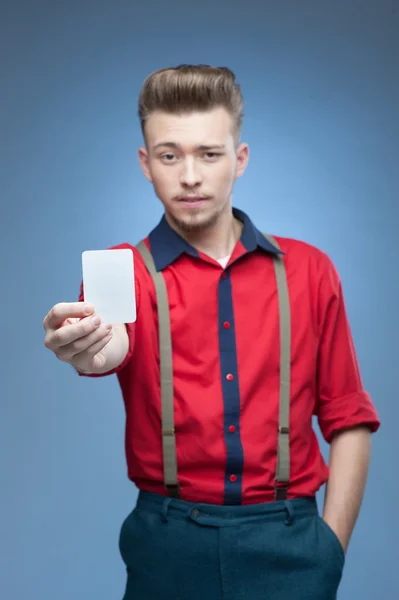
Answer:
145;107;234;148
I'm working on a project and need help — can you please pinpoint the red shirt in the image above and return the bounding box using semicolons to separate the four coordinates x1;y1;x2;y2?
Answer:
78;208;380;505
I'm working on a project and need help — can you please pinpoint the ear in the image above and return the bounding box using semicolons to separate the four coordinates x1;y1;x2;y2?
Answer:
235;143;249;179
138;146;153;183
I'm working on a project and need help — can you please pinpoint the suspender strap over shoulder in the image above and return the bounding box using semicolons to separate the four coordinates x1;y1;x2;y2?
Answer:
262;233;291;501
136;241;180;498
136;234;291;502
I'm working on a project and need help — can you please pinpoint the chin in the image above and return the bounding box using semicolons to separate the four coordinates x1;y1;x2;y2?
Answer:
171;210;219;233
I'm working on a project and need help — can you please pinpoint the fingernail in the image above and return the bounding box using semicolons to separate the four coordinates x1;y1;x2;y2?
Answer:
91;316;101;325
105;324;113;331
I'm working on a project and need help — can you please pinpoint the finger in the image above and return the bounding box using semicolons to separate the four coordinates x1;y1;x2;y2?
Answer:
43;302;94;330
55;323;113;360
74;329;114;360
65;318;81;325
45;314;103;351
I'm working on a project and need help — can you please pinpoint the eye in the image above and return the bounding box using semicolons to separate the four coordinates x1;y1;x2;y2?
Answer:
161;152;177;162
204;152;221;160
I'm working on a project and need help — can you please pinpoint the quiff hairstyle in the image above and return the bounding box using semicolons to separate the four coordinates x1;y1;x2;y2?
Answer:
138;64;244;147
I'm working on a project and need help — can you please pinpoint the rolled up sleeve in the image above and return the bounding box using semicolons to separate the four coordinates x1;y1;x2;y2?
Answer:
315;255;381;443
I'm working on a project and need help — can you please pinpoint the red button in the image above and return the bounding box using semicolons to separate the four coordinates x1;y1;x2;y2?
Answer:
226;373;234;381
230;474;237;482
229;425;236;433
223;321;231;329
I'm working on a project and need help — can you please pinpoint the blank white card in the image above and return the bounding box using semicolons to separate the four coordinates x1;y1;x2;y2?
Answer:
82;249;136;324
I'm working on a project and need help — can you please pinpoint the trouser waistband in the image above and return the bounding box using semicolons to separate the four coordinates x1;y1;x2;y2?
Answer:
135;490;318;528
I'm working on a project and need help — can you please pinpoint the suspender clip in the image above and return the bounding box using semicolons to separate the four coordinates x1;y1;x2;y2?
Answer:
162;428;175;436
166;483;180;498
274;484;289;501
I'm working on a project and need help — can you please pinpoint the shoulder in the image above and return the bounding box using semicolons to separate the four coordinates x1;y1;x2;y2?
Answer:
272;235;338;270
271;234;326;260
269;234;342;295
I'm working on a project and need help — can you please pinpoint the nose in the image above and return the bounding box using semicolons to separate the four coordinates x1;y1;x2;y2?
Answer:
179;158;203;187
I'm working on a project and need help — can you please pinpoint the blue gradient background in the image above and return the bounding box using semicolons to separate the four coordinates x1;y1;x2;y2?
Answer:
1;1;397;598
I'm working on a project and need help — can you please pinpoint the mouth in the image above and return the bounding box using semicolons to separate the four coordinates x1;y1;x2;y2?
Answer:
178;196;210;207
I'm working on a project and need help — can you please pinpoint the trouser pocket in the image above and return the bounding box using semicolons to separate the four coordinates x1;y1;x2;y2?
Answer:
316;515;346;570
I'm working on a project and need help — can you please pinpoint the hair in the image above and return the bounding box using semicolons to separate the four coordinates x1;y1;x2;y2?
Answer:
138;64;244;146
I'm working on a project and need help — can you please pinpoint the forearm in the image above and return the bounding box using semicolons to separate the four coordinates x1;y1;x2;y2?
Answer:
322;425;372;552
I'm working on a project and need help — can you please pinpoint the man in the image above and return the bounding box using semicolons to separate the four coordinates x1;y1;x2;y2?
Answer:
43;64;380;599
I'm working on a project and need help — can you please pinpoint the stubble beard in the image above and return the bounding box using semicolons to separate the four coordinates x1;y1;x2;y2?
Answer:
167;187;234;234
169;206;222;233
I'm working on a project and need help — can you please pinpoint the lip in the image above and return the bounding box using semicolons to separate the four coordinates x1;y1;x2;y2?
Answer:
178;196;209;202
177;196;210;208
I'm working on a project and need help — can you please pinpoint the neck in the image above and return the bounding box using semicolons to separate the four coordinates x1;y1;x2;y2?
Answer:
168;206;242;261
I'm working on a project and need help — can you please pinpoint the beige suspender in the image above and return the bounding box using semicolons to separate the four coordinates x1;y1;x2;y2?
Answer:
136;241;180;498
261;234;291;501
136;234;291;502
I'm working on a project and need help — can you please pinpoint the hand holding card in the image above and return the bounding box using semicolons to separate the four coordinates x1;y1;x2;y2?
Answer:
82;249;136;324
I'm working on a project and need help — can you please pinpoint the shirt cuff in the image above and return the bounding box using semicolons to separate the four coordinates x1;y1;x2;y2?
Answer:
317;390;381;443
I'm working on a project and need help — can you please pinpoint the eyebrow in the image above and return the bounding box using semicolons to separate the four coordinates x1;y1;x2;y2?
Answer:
153;142;226;151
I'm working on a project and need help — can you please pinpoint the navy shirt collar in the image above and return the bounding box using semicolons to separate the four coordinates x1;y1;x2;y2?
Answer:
148;207;283;272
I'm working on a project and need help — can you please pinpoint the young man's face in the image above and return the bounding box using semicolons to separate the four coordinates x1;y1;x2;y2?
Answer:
138;107;249;233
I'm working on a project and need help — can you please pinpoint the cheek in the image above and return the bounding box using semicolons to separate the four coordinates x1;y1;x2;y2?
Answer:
151;164;168;185
151;168;175;198
216;164;236;187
